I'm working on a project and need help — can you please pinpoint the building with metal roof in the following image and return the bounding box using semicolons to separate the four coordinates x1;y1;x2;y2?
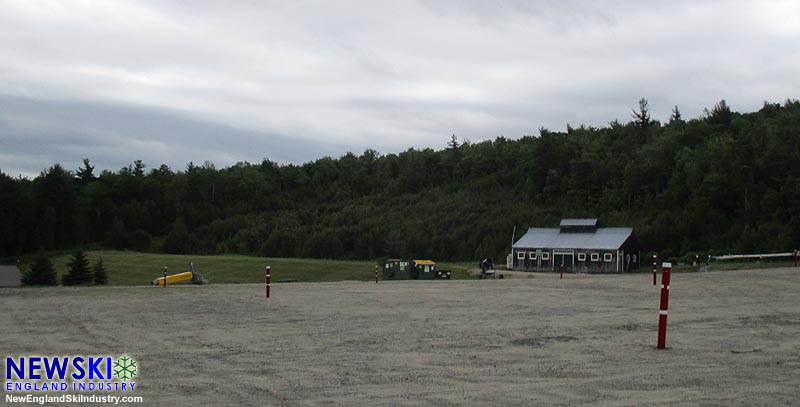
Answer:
0;265;22;287
510;219;640;273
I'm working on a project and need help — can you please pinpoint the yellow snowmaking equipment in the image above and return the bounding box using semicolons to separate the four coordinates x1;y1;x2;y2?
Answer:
152;271;193;285
150;262;206;285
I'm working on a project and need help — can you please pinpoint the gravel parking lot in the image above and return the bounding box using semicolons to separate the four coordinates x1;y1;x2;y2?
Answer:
2;267;799;406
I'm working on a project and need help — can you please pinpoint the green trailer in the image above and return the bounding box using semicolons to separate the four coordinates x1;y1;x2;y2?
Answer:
382;259;438;280
383;259;411;280
414;260;436;280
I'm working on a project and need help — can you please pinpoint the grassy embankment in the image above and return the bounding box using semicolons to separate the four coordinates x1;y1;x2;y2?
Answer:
9;250;795;285
33;251;474;285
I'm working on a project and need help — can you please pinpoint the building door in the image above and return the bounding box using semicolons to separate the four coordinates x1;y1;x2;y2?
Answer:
553;252;574;272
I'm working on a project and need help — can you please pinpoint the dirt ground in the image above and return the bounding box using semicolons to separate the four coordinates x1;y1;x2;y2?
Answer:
2;267;799;406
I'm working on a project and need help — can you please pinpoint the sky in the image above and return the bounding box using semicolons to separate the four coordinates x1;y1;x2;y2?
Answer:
1;0;798;178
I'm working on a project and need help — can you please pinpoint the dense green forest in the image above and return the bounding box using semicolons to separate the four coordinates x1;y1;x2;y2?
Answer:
2;99;799;262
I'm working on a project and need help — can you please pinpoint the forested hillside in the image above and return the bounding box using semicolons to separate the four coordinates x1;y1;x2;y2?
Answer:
2;99;799;261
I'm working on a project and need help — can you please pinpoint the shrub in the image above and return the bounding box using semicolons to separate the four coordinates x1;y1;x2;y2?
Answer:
22;252;58;286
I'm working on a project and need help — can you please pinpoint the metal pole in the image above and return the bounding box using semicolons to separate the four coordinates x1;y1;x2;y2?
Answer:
652;254;657;286
266;266;271;298
163;267;167;288
657;262;672;349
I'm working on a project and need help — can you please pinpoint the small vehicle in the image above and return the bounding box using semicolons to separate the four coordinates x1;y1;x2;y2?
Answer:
478;257;503;279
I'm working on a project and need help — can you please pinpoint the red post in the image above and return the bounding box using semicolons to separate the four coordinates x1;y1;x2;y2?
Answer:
163;267;167;288
559;263;563;279
266;266;271;299
657;262;672;349
375;265;379;284
652;254;657;286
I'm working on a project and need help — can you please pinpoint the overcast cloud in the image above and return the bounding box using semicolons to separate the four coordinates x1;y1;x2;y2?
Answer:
1;0;798;177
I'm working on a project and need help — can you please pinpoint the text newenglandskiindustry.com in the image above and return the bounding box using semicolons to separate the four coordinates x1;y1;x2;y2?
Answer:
5;394;143;404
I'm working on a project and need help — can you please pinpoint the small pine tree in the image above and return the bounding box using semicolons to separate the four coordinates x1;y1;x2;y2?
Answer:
93;257;108;285
23;252;58;286
62;249;93;286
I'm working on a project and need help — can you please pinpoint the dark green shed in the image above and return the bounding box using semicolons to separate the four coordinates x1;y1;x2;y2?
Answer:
414;260;436;280
383;259;411;280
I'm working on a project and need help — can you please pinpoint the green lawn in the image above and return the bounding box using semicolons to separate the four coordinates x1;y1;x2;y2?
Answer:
37;251;475;285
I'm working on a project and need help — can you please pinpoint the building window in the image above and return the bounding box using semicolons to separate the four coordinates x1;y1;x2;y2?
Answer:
604;253;613;262
633;255;637;263
591;253;599;262
578;253;586;261
529;251;537;260
517;251;525;260
541;252;550;261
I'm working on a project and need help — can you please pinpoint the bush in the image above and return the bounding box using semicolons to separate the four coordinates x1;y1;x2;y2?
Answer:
22;252;58;286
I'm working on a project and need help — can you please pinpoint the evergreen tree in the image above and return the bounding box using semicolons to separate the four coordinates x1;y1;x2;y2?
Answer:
75;158;95;185
133;160;146;177
631;98;651;128
705;99;732;128
22;252;58;286
670;105;682;123
93;257;108;285
62;249;92;286
446;134;461;181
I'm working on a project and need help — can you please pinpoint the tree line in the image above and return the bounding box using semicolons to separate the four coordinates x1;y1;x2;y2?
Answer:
2;99;799;263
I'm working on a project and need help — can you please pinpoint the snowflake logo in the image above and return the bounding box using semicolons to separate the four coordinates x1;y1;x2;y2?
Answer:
113;356;137;381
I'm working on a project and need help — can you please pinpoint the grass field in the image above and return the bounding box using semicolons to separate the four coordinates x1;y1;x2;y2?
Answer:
36;251;476;285
7;250;796;286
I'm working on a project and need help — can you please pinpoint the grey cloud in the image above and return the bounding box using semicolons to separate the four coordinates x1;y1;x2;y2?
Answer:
0;1;798;177
0;95;354;178
420;0;622;28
